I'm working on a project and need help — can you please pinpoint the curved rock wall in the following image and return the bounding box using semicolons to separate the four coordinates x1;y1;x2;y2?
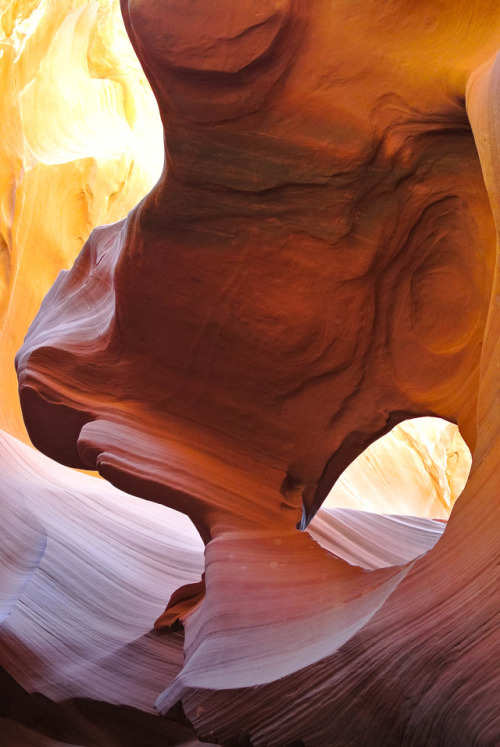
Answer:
3;1;500;745
0;0;163;440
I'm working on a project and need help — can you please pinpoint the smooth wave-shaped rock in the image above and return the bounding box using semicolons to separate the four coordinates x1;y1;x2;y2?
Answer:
0;427;215;744
0;428;203;708
308;508;445;570
17;1;497;522
9;1;500;745
0;0;163;442
0;425;448;744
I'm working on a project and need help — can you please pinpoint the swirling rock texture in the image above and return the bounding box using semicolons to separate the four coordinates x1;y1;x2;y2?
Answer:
4;0;500;745
0;427;449;745
324;416;471;518
0;428;210;745
0;0;164;441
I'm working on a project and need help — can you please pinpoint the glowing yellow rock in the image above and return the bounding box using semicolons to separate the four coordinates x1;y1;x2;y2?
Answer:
325;417;471;519
0;0;163;440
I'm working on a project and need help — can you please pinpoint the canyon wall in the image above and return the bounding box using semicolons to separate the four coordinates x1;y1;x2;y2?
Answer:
2;1;500;745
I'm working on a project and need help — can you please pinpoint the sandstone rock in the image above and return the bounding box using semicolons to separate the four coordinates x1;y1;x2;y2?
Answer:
325;417;471;519
6;1;500;745
0;0;163;441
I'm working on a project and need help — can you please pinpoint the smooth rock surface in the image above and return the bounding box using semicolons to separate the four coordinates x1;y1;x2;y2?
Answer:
0;0;163;441
7;1;500;745
0;426;447;744
324;416;471;518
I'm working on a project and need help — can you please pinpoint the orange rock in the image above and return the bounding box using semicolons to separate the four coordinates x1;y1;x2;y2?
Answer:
7;1;500;745
17;1;498;526
0;0;163;441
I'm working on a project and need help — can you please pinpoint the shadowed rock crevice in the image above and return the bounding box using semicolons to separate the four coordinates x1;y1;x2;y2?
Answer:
0;666;215;747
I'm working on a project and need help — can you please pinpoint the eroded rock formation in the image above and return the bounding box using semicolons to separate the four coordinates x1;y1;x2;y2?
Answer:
2;0;500;745
325;416;471;518
0;0;163;441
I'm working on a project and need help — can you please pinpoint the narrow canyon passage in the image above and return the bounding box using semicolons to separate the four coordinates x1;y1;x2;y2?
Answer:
1;2;500;746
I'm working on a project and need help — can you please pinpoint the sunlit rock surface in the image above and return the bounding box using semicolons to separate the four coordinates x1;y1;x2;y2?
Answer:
0;426;220;745
325;417;471;518
16;1;498;518
0;0;163;441
308;509;445;570
0;429;203;708
0;425;449;744
3;0;500;745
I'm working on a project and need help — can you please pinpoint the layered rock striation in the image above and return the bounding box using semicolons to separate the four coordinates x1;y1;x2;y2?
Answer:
6;1;500;745
0;0;163;441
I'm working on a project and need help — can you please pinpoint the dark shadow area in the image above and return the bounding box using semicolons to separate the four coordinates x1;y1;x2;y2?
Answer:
0;666;215;746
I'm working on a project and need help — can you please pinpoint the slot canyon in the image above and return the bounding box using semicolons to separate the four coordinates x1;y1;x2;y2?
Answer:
1;1;499;745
